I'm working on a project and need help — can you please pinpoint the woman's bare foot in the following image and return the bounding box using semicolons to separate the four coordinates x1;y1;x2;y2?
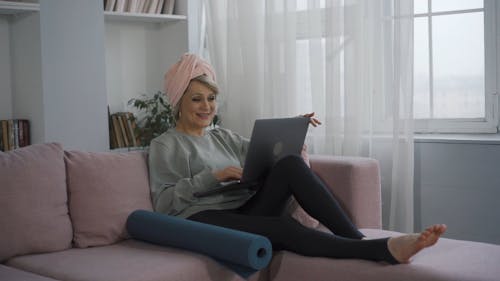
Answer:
387;224;447;264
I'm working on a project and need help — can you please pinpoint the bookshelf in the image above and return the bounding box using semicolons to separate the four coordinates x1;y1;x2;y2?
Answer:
103;1;189;150
1;1;111;151
0;0;192;152
104;2;189;136
0;1;41;147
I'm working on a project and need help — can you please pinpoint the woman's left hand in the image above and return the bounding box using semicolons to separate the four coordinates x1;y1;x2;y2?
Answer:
301;112;322;127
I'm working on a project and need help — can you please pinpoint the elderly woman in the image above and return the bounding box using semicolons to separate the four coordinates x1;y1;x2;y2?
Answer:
148;53;446;264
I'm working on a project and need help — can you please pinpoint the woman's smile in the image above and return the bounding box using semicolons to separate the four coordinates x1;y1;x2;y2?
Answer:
196;113;212;120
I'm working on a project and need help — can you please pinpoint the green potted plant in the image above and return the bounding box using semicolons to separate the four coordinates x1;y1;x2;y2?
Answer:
128;91;175;147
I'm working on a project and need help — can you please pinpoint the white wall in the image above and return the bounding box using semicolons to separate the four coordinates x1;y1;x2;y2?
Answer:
38;0;108;151
366;137;500;245
105;20;188;114
374;139;500;244
414;140;500;245
105;0;190;114
497;0;500;127
10;12;44;144
0;17;12;120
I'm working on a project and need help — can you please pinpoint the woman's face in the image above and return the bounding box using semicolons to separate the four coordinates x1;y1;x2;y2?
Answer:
177;80;217;131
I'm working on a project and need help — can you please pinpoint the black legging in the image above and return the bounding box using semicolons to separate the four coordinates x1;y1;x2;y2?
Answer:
188;154;398;264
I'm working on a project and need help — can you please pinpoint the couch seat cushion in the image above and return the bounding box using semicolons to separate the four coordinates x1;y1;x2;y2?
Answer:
268;228;500;281
0;143;72;262
6;239;267;281
0;265;59;281
65;150;153;248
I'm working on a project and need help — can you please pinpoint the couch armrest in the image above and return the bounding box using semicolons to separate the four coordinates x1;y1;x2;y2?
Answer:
309;155;382;229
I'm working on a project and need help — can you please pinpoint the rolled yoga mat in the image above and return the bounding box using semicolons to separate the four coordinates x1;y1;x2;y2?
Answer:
126;210;272;277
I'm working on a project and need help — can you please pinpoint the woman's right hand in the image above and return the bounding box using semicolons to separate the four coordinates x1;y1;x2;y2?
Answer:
301;112;322;127
213;166;243;182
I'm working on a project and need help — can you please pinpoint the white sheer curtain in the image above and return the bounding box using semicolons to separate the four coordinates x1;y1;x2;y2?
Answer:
204;0;414;232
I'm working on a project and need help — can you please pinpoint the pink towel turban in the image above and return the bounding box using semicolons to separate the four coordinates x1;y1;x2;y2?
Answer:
164;53;217;108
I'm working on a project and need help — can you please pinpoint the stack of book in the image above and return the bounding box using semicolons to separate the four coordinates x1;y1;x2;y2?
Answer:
104;0;175;14
109;112;140;149
0;119;30;152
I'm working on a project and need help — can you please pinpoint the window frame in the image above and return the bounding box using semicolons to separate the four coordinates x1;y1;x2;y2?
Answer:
413;0;499;134
295;1;499;134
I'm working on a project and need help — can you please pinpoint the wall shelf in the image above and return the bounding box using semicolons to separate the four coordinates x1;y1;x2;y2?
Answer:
0;1;186;22
0;1;39;14
1;0;190;151
104;11;186;23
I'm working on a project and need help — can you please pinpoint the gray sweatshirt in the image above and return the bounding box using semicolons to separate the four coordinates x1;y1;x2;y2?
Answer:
148;127;254;218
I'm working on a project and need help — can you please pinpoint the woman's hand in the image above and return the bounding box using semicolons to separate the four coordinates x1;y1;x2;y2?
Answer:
301;112;322;127
213;166;243;182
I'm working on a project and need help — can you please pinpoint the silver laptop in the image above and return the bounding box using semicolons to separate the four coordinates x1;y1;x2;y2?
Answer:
194;117;309;197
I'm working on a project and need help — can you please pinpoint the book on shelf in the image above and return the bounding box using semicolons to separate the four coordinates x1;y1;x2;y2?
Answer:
126;0;138;12
162;0;174;14
1;120;8;152
104;0;116;11
0;122;3;152
108;106;118;149
111;114;124;148
118;114;130;147
103;0;175;15
136;0;147;13
0;119;30;152
147;0;158;14
156;0;164;14
126;114;138;147
108;119;117;149
114;0;126;12
109;112;140;149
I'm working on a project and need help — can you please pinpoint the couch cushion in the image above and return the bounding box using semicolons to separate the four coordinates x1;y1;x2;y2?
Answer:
0;143;72;262
0;265;59;281
268;228;500;281
65;150;154;248
6;239;265;281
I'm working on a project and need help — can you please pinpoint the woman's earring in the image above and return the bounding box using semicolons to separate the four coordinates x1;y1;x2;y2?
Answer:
178;111;182;118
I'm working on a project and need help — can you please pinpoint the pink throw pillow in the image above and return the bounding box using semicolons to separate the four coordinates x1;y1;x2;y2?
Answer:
65;150;153;248
0;143;73;262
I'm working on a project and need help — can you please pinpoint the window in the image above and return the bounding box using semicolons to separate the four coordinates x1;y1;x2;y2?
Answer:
294;0;498;133
414;0;498;133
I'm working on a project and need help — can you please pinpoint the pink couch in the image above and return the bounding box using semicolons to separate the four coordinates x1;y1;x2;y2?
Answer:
1;143;499;281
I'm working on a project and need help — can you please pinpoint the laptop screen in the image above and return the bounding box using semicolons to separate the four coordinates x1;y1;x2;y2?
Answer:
241;117;309;182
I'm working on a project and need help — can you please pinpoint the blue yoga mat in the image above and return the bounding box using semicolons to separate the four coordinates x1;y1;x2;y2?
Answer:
126;210;272;277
